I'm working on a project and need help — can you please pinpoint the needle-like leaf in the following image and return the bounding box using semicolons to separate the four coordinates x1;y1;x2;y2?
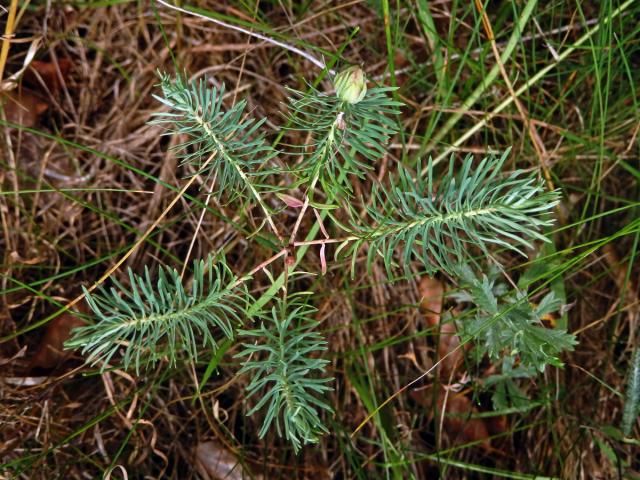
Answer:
66;256;250;373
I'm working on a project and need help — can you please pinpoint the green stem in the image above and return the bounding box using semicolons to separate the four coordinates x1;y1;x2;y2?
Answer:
193;111;282;242
418;0;538;159
429;0;635;166
364;206;500;241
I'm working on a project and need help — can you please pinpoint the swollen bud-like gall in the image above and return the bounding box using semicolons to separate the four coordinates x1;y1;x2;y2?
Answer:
333;66;367;104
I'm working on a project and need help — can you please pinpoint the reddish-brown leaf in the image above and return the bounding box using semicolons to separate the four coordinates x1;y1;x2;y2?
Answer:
276;192;304;208
411;386;491;450
2;58;72;128
24;58;72;95
484;414;508;437
29;309;87;370
1;90;49;127
419;276;463;375
419;276;444;326
439;392;491;450
195;441;253;480
437;321;463;376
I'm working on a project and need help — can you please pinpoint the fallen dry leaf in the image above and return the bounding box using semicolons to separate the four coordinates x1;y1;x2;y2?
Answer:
2;58;72;128
29;309;87;371
439;391;491;450
415;277;503;450
3;376;49;387
419;276;463;376
437;323;463;377
1;90;49;127
602;243;638;314
0;345;27;367
419;276;444;326
24;58;72;95
195;441;253;480
484;414;508;437
411;386;491;451
8;249;46;265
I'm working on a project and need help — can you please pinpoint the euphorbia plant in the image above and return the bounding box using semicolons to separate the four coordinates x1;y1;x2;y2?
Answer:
67;66;575;451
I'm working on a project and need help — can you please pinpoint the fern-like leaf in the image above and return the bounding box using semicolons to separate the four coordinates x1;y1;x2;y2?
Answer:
341;150;561;276
66;256;250;373
483;356;537;410
459;268;576;372
150;72;275;200
286;83;402;198
235;292;333;452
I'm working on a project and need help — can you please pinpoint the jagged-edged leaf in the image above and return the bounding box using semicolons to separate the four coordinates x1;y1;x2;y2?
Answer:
459;270;576;372
484;357;537;410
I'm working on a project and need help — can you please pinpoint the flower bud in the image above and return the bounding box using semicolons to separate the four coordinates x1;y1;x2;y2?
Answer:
333;66;367;104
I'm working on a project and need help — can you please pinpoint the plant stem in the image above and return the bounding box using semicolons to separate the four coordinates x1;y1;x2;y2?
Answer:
231;248;288;289
428;0;635;166
192;110;283;244
418;0;539;159
294;237;356;247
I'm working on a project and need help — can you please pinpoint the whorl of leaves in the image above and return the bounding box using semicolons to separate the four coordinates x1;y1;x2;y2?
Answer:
285;83;402;198
341;150;561;276
150;72;275;200
235;293;333;452
67;69;572;453
66;257;249;373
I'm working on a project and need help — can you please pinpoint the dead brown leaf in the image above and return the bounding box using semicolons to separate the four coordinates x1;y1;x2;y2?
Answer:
419;276;463;376
24;58;72;95
419;276;444;326
277;192;304;208
8;250;46;265
195;441;253;480
1;89;49;127
603;244;639;344
484;414;508;437
29;309;87;371
437;322;463;377
1;58;72;128
439;391;491;450
411;386;491;451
